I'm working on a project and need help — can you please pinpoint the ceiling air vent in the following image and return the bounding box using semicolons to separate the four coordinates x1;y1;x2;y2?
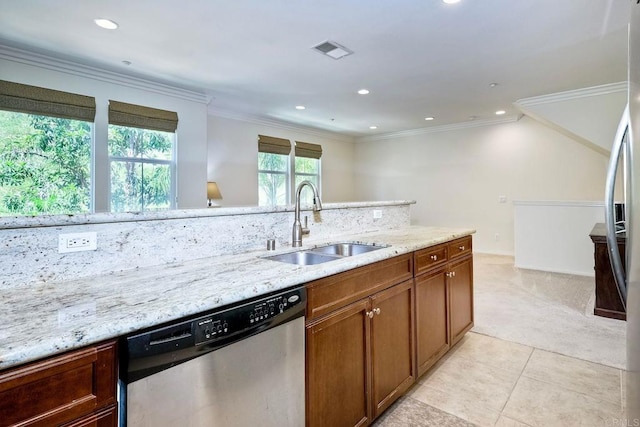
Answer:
312;40;353;60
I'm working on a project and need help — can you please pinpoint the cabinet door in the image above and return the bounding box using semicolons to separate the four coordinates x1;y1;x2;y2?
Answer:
0;340;117;427
306;299;371;427
449;256;474;346
370;279;415;418
415;268;449;377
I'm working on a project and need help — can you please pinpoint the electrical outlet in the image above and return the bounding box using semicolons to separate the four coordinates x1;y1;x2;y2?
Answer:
494;233;500;241
373;210;383;219
498;195;507;203
58;232;97;253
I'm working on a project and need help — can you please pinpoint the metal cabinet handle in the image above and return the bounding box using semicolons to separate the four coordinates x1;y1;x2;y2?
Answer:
366;311;374;319
373;307;381;315
430;255;438;261
459;245;465;251
446;271;456;278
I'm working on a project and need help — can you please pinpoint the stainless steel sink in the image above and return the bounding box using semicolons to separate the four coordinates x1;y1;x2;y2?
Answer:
264;242;388;266
311;242;387;256
264;251;341;266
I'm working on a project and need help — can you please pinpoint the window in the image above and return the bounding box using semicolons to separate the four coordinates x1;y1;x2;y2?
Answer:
257;135;323;207
294;141;322;206
0;80;95;216
258;134;291;206
108;101;178;212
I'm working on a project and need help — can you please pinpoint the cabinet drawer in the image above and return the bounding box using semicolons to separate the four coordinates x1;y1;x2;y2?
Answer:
448;236;472;259
0;340;117;427
414;244;448;276
61;405;117;427
306;254;413;320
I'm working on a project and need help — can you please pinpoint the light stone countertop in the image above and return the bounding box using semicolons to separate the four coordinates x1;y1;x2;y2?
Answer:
0;225;474;371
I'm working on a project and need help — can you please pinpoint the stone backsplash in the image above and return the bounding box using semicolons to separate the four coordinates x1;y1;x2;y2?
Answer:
2;201;413;288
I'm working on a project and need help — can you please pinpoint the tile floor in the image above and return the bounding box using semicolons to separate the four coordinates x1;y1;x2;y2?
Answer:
373;254;628;427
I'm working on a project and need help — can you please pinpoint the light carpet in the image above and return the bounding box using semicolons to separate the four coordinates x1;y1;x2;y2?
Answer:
472;253;626;369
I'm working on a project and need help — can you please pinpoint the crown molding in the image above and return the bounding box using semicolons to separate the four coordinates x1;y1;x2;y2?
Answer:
515;81;627;107
0;44;209;104
354;115;521;143
208;107;356;143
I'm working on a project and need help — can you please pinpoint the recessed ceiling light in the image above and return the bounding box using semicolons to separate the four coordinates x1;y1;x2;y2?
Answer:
425;117;435;121
94;18;119;30
442;0;461;4
369;126;377;130
358;89;370;95
295;105;306;110
469;116;477;121
495;110;506;115
489;82;498;88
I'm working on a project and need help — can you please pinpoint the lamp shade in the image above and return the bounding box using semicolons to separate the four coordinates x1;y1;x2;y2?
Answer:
207;182;222;199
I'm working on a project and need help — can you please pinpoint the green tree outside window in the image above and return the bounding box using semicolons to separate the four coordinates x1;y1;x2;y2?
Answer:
0;111;91;216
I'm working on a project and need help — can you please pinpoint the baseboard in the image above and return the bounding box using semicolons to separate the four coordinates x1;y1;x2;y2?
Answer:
474;250;515;257
514;263;594;277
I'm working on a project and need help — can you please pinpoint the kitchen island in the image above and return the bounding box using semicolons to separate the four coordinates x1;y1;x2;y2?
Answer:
1;223;474;427
0;225;474;371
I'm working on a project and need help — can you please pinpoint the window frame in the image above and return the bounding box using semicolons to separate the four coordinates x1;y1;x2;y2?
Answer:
0;110;94;216
258;151;291;207
107;126;177;212
292;155;321;204
256;142;322;207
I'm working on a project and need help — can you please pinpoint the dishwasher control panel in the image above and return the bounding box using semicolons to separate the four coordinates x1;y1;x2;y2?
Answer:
194;287;305;346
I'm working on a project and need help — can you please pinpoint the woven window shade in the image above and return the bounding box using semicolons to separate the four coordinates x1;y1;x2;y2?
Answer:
295;141;322;159
109;100;178;133
0;80;96;122
258;134;291;155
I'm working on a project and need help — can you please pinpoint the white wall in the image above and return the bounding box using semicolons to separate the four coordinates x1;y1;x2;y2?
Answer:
207;114;356;206
515;84;626;154
0;48;208;210
514;201;605;276
353;116;610;255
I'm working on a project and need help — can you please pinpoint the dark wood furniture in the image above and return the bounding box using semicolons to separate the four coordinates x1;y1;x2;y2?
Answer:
0;340;118;427
590;223;626;321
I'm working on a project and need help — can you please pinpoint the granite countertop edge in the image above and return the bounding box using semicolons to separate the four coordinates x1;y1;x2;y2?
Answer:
0;225;475;370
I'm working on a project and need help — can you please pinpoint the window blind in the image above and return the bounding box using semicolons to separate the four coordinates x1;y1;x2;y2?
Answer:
0;80;96;122
258;134;291;155
108;100;178;133
295;141;322;159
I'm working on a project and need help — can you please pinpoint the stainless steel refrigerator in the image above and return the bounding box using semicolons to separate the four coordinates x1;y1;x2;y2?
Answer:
606;1;640;420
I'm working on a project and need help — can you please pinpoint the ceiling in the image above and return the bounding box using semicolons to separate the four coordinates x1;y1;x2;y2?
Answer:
0;0;631;137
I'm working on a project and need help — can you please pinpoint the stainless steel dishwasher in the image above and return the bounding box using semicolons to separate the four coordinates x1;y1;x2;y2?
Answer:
119;286;306;427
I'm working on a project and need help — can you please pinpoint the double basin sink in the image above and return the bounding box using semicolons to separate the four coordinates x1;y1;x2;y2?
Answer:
265;242;388;266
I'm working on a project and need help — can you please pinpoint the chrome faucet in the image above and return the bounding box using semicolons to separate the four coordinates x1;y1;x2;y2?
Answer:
292;180;322;247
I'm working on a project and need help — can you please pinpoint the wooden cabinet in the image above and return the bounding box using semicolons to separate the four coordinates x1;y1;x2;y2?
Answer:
415;268;449;376
0;340;117;427
306;299;370;427
590;223;626;320
306;236;474;425
414;236;474;376
448;255;474;345
370;280;414;418
305;254;414;427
